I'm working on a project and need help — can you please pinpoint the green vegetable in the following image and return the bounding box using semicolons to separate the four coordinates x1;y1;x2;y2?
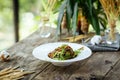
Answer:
51;44;82;60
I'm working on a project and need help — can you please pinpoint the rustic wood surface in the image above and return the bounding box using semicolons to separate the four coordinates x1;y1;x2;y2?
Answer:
0;29;120;80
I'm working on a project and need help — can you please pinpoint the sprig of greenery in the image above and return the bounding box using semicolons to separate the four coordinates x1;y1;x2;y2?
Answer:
57;0;67;35
72;1;78;35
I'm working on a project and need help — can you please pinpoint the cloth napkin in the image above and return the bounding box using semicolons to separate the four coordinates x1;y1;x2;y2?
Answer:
84;34;120;52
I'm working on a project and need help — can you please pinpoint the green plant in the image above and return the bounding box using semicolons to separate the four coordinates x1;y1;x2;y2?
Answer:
57;0;106;36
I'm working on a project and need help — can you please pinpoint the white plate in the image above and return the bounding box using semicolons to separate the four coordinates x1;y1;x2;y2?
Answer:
32;42;92;66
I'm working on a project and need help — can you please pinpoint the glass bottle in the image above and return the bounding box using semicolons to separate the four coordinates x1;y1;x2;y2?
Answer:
39;16;51;38
105;20;119;44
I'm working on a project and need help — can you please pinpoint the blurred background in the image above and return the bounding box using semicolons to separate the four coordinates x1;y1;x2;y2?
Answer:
0;0;60;50
0;0;120;50
0;0;40;50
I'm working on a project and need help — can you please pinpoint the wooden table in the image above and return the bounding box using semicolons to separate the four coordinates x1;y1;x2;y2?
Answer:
0;30;120;80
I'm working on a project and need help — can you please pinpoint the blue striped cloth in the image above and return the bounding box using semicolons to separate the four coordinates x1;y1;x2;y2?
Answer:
84;34;120;52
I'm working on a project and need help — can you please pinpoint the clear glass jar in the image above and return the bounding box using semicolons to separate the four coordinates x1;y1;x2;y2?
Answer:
39;16;51;38
104;19;120;44
105;27;118;44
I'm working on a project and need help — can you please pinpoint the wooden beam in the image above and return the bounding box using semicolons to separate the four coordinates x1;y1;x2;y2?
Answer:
13;0;19;42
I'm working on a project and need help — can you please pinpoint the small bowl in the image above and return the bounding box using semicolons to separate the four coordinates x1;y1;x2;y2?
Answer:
32;42;92;66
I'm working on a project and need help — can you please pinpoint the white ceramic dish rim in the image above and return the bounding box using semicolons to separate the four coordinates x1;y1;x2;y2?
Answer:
32;42;92;63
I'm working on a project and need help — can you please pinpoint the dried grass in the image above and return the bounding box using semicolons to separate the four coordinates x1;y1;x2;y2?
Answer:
99;0;120;41
99;0;119;21
0;67;34;80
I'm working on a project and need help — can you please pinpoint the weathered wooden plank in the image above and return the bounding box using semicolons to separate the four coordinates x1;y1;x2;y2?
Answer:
103;53;120;80
0;56;50;80
0;30;57;79
32;51;120;80
32;56;92;80
68;51;120;80
1;28;120;80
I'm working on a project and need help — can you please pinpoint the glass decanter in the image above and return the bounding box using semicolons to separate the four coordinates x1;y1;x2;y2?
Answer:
39;16;51;38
